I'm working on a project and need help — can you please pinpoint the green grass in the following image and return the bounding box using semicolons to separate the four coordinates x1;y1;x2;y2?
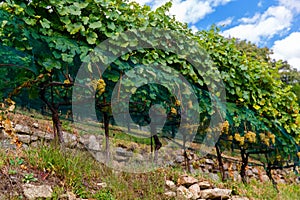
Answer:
24;144;169;199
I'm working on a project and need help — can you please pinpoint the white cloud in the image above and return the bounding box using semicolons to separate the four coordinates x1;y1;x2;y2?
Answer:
222;6;293;44
190;25;199;33
169;0;213;24
278;0;300;13
271;32;300;70
129;0;233;24
239;13;260;24
257;0;263;7
209;0;232;7
216;17;233;27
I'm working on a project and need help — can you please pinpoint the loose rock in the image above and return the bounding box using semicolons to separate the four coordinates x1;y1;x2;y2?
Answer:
22;184;53;200
177;185;193;199
200;188;231;199
164;191;176;198
165;180;176;191
198;181;211;190
177;175;198;187
188;183;200;199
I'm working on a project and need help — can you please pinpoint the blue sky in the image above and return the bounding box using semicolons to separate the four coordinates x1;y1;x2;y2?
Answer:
130;0;300;70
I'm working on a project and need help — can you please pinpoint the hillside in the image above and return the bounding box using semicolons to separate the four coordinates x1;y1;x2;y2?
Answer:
0;109;299;200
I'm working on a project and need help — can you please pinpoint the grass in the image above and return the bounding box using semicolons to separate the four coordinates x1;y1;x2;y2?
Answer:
23;143;170;199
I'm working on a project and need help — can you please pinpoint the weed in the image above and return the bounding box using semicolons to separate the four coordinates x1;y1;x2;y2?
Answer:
22;173;37;183
9;157;24;166
8;169;17;175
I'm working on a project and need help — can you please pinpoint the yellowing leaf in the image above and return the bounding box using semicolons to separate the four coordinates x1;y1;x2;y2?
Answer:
253;104;261;110
8;104;15;112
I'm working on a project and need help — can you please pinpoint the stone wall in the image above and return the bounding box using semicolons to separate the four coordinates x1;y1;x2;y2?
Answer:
1;123;299;186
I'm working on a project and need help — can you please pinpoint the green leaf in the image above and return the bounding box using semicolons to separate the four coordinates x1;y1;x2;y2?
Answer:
66;22;83;34
86;31;98;44
107;71;120;82
41;58;62;71
82;16;89;25
23;18;37;25
74;2;89;9
89;21;102;29
52;51;61;59
40;18;50;28
60;16;71;25
107;22;116;30
68;5;81;15
61;53;73;63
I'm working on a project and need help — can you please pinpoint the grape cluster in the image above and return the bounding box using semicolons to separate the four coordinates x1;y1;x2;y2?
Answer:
234;133;245;145
96;78;106;95
175;99;181;106
170;107;177;115
221;121;229;135
259;132;275;146
244;131;256;143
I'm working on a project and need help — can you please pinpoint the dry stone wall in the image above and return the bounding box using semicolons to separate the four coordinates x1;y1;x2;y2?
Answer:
1;123;299;187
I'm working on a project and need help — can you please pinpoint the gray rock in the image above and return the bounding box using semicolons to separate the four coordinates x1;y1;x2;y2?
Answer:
198;181;211;190
175;155;185;163
116;147;133;157
113;154;129;162
246;169;253;177
277;178;286;184
252;167;259;175
164;191;176;198
208;173;220;182
78;134;90;146
232;163;237;171
16;134;31;144
223;162;229;171
131;153;145;163
202;168;209;173
205;165;213;171
165;180;176;191
32;122;39;129
200;188;231;199
97;182;107;188
233;171;242;182
22;184;53;200
34;130;53;140
88;135;101;151
188;183;200;200
30;135;38;141
177;185;193;199
15;124;31;134
205;159;214;165
177;175;198;187
63;131;78;148
90;151;106;162
260;175;269;182
30;141;40;148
